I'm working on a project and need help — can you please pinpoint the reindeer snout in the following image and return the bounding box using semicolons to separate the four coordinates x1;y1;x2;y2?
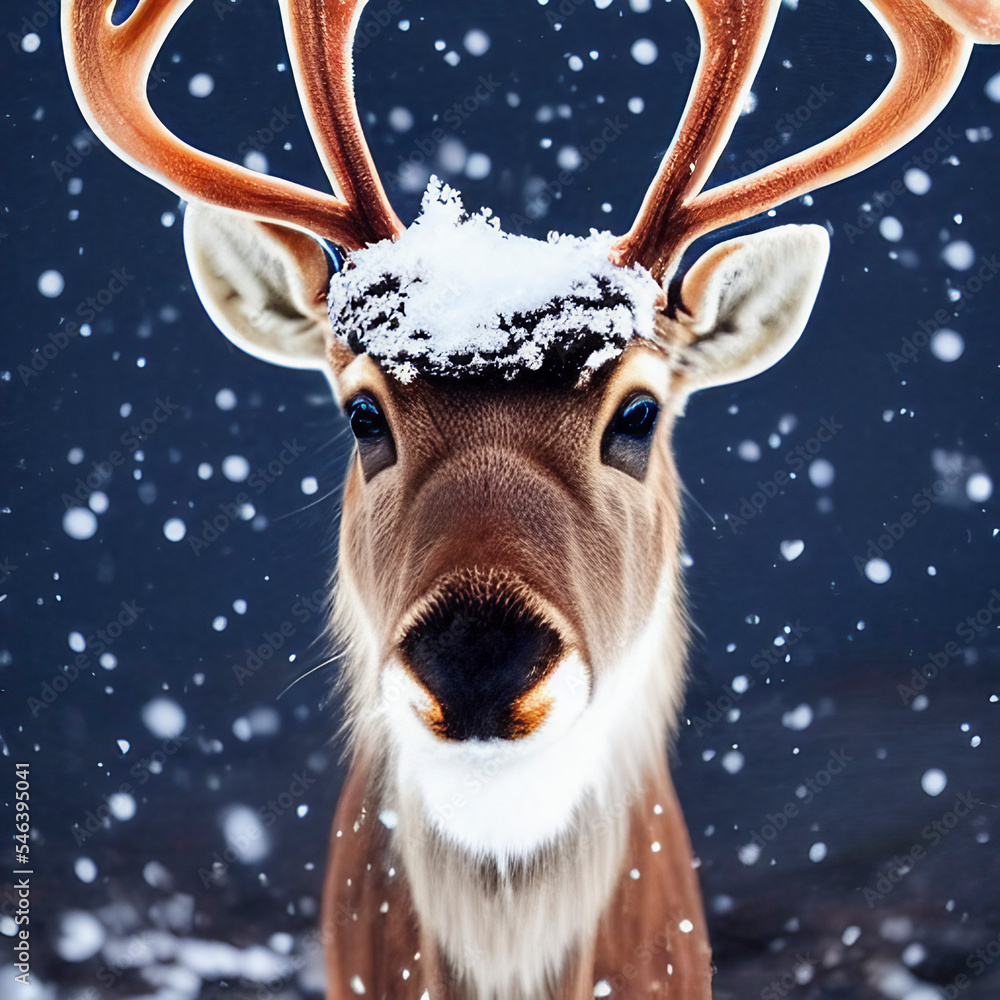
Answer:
399;591;564;742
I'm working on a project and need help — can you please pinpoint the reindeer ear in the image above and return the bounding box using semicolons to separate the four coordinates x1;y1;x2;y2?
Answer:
672;224;829;393
183;201;332;370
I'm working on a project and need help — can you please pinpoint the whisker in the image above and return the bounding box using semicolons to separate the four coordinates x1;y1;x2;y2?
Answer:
277;651;344;699
273;485;342;521
681;479;716;528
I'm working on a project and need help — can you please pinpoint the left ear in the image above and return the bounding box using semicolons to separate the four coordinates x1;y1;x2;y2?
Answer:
670;224;830;393
183;200;334;371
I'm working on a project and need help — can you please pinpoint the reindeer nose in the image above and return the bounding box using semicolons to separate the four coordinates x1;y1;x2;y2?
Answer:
399;594;563;742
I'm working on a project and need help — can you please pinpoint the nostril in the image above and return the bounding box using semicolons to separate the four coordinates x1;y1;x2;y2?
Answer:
400;594;562;742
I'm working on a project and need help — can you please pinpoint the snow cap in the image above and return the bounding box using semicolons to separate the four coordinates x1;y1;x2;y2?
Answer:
327;178;663;384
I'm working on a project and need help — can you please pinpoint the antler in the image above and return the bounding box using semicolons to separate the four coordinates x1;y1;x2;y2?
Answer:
62;0;403;250
613;0;974;284
610;0;783;282
280;0;401;246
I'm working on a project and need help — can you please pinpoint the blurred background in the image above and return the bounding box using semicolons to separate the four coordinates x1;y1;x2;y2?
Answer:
1;0;998;997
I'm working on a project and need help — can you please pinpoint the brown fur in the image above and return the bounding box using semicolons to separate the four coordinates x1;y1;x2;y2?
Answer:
328;344;687;746
321;337;712;998
322;755;712;998
62;0;984;992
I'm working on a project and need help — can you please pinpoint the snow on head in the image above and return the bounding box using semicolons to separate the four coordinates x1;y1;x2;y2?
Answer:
328;179;662;383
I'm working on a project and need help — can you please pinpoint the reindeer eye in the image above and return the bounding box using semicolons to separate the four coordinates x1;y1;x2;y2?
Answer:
602;392;659;481
347;394;395;479
348;395;388;439
612;394;659;438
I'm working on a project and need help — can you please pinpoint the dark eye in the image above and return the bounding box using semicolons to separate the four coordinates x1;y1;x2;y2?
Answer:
346;394;395;479
348;395;388;439
612;394;659;438
602;392;660;481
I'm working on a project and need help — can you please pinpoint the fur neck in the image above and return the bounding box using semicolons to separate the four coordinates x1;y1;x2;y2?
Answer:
321;577;711;999
321;755;712;999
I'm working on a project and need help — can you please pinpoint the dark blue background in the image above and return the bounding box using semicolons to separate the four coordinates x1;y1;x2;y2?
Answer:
1;0;998;996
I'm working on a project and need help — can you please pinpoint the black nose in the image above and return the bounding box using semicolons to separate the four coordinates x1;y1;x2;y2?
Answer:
400;591;562;741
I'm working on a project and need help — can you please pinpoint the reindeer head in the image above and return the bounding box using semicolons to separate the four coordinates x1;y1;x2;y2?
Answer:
65;0;979;862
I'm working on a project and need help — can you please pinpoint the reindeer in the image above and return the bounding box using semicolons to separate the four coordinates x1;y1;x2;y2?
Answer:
63;0;998;996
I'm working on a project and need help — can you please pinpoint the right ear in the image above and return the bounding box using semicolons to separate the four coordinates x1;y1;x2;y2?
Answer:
669;224;830;394
183;200;334;371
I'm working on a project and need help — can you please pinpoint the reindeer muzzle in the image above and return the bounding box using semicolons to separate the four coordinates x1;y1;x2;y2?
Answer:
399;588;570;742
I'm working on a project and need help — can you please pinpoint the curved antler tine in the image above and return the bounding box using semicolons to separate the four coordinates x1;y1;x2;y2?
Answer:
621;0;972;285
611;0;782;281
62;0;375;249
280;0;404;244
675;0;972;272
